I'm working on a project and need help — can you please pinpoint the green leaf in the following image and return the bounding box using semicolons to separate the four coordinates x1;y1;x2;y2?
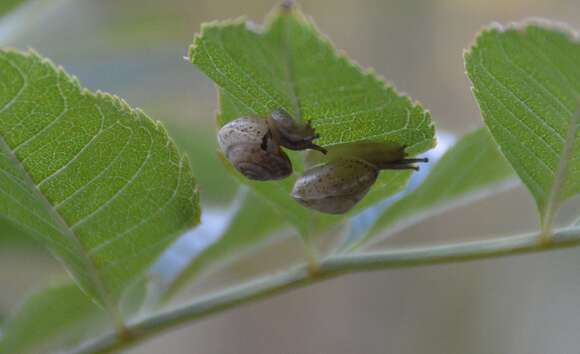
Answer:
189;5;435;231
465;22;580;225
192;6;435;151
0;282;107;354
351;129;515;249
164;188;290;298
0;50;200;310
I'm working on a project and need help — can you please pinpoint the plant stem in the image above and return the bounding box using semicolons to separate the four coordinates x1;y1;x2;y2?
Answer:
69;226;580;354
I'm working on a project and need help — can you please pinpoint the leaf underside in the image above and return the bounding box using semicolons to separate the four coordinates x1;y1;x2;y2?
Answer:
190;5;435;232
0;50;200;307
466;22;580;217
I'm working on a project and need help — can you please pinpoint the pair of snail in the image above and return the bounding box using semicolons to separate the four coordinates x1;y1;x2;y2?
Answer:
218;110;427;214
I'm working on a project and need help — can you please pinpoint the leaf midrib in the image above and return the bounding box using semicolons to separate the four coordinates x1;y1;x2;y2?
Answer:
542;104;580;230
0;129;121;325
279;12;301;120
0;53;120;319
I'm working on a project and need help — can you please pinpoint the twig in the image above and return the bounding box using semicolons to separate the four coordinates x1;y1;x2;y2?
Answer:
68;226;580;354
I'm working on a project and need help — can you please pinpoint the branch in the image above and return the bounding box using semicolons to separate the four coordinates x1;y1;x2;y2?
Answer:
69;226;580;354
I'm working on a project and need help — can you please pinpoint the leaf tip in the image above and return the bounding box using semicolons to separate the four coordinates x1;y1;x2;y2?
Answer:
280;0;295;11
189;17;249;64
514;18;580;41
466;18;580;61
269;0;300;17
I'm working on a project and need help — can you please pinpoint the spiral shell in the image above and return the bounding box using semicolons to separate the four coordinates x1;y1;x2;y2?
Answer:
218;117;292;181
291;158;378;214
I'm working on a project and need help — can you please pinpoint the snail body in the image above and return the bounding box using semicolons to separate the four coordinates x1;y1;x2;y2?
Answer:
268;110;326;153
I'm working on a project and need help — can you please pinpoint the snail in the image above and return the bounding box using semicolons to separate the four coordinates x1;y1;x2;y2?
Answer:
218;109;428;214
291;154;428;214
217;110;326;181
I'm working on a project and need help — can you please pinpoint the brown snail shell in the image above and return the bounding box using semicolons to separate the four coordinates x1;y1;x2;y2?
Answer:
291;158;379;214
291;153;428;214
218;116;292;181
217;112;327;181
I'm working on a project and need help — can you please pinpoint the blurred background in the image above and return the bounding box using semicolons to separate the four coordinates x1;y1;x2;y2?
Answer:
2;0;580;353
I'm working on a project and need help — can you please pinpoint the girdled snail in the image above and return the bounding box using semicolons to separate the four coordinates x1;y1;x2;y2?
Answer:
291;155;428;215
217;110;326;181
